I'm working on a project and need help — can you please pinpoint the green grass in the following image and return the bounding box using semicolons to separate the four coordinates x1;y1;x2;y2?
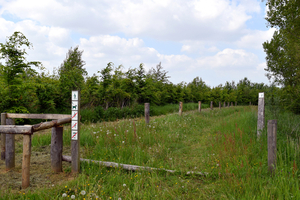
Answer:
2;105;300;199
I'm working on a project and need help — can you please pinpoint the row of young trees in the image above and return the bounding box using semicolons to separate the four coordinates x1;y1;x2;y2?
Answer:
0;32;270;116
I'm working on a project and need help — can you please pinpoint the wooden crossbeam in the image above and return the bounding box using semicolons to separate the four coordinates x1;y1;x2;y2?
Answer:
6;113;71;120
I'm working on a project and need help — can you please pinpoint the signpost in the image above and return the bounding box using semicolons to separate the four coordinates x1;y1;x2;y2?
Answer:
71;91;80;173
257;92;265;137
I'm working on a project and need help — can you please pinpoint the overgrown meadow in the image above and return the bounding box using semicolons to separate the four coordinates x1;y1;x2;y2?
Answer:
1;105;300;199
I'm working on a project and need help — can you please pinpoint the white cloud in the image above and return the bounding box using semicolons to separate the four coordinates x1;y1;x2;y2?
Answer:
0;0;260;41
196;48;259;70
236;28;276;49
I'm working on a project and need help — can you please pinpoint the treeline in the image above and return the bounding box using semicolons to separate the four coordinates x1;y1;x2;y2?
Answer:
0;32;272;119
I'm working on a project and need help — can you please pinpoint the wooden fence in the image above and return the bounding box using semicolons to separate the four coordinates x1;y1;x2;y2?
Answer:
0;90;80;189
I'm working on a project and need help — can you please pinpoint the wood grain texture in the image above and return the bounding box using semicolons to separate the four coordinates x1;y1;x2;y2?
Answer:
257;93;265;137
6;113;71;120
0;126;32;135
268;120;277;173
198;101;201;112
5;118;15;170
1;113;6;160
144;103;150;124
51;126;63;173
32;117;71;132
179;102;183;116
22;134;31;189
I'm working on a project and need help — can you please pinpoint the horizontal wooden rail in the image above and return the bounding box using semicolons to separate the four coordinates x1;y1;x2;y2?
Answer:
0;126;32;135
0;117;71;135
32;117;71;132
6;113;71;120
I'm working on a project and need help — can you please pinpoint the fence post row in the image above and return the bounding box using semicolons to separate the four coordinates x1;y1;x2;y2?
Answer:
145;103;150;124
257;92;265;137
198;101;201;112
268;120;277;173
71;90;80;173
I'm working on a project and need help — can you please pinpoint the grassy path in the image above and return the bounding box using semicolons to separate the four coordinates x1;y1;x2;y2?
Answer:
1;106;300;199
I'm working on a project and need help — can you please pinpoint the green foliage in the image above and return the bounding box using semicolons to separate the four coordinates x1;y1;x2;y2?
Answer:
58;46;87;110
263;0;300;112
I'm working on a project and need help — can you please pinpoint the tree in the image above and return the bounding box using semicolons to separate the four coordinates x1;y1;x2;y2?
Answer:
263;0;300;112
58;46;87;110
0;31;42;112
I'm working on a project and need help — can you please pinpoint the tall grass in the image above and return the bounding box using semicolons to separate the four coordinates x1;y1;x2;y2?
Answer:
3;105;300;199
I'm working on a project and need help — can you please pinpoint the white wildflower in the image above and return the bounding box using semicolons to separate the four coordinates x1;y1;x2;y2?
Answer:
71;195;75;199
80;190;86;195
62;193;67;197
123;183;126;187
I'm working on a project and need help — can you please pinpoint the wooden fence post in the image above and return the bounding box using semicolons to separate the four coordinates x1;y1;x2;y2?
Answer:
219;102;221;109
22;134;31;189
231;102;233;107
257;92;265;137
250;102;251;106
6;118;15;170
223;102;225;108
268;120;277;173
71;90;80;173
227;102;229;107
179;102;183;116
210;101;213;110
1;113;6;160
235;102;237;106
145;103;150;124
51;126;63;173
198;101;201;112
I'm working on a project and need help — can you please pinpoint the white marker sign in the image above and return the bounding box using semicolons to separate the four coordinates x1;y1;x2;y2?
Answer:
259;93;264;98
72;101;78;110
72;111;78;120
71;131;78;140
72;91;78;101
71;121;78;130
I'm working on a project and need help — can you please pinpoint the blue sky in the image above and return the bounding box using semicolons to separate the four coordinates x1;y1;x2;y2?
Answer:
0;0;275;87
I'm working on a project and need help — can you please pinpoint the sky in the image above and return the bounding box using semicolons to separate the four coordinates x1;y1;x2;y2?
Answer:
0;0;275;87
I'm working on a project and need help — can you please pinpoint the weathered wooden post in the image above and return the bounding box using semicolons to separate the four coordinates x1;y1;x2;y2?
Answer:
71;90;80;173
51;126;63;173
268;120;277;173
210;101;213;110
198;101;201;112
6;118;15;170
179;102;183;116
219;102;221;109
223;102;226;108
1;113;6;160
257;92;265;137
227;102;229;107
231;102;233;107
22;134;31;189
145;103;150;124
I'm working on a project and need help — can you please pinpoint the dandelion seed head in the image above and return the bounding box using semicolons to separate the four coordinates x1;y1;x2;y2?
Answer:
80;190;86;195
62;193;67;197
71;195;75;199
123;183;126;187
